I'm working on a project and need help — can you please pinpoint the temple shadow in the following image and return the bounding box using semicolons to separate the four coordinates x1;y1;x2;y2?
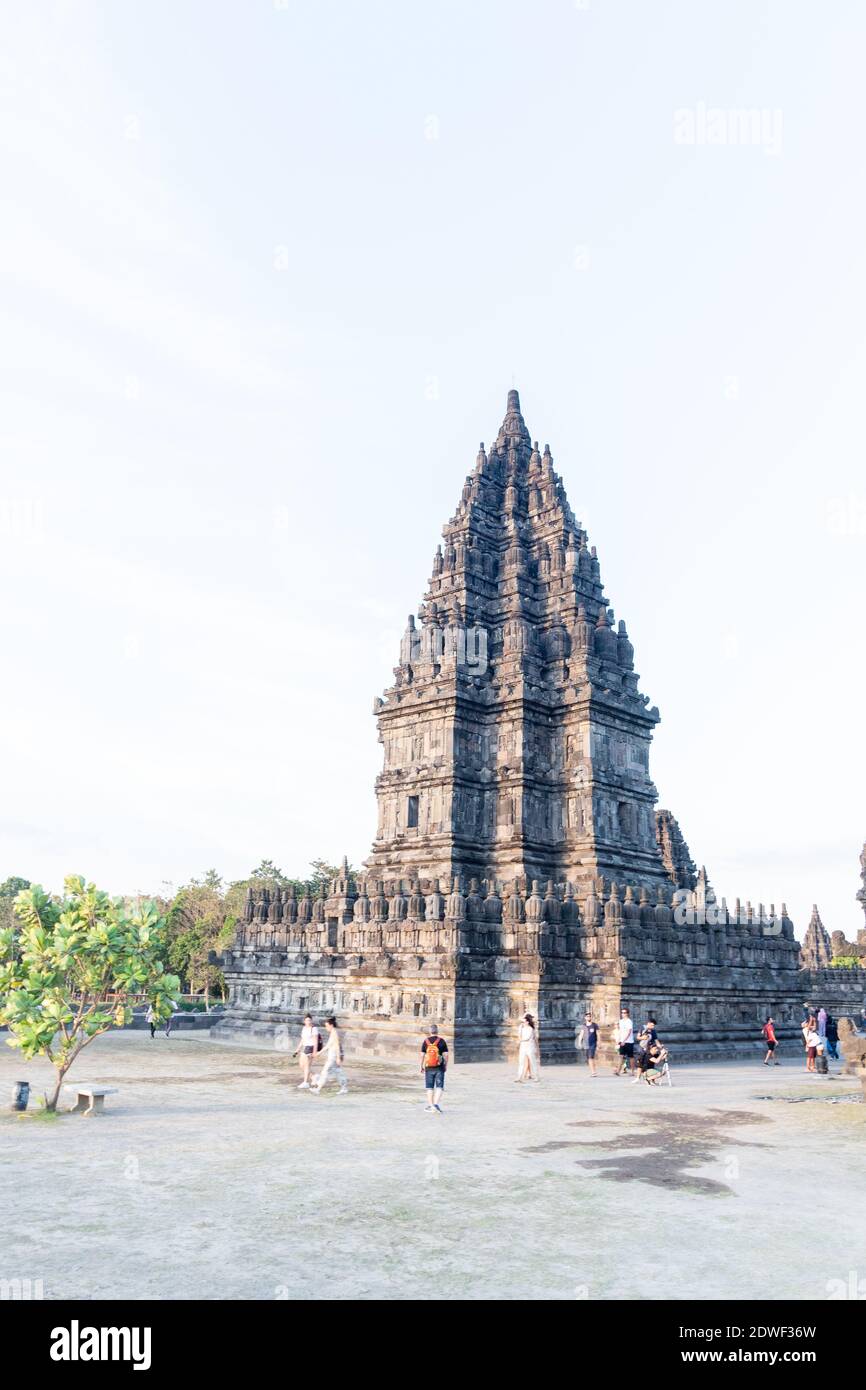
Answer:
520;1109;770;1195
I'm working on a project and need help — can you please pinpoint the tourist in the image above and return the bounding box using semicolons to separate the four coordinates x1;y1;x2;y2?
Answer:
515;1012;540;1082
803;1019;820;1073
578;1012;599;1076
311;1017;348;1095
293;1013;321;1089
421;1023;448;1112
164;1002;177;1038
817;1006;828;1043
146;1004;157;1040
826;1013;840;1060
616;1006;635;1075
632;1016;659;1084
762;1015;779;1066
642;1040;670;1086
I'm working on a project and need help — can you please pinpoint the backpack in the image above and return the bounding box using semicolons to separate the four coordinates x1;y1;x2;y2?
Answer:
424;1037;442;1067
316;1030;324;1053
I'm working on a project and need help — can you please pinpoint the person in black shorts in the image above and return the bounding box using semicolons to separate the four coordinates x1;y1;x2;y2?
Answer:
421;1024;448;1113
579;1012;599;1076
616;1006;636;1075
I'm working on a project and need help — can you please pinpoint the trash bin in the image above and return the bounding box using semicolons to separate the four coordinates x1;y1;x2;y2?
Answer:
12;1081;30;1112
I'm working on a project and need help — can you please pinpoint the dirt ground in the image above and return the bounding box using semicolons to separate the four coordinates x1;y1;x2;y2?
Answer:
2;1030;864;1301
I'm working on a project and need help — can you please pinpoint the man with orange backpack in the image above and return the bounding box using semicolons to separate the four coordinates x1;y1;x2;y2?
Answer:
421;1023;448;1112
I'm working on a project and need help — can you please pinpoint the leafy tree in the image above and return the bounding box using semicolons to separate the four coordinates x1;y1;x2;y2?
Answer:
0;877;30;933
163;861;362;1008
830;955;862;969
0;876;180;1111
0;876;30;899
165;881;235;1006
232;859;360;903
307;859;355;894
249;859;288;885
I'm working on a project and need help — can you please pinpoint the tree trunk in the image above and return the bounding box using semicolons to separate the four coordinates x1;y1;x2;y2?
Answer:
47;1066;68;1113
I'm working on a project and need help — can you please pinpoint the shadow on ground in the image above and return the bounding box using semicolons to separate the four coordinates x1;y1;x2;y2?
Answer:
520;1109;770;1195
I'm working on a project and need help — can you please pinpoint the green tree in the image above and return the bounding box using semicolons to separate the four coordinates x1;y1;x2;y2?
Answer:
249;859;289;886
306;859;355;894
230;859;360;905
0;876;31;933
0;876;180;1111
0;876;30;899
165;881;235;1006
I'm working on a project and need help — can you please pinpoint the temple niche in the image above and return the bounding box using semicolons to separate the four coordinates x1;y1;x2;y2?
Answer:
220;392;866;1061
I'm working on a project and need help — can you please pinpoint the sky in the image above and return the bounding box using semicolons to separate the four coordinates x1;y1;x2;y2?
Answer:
1;0;864;940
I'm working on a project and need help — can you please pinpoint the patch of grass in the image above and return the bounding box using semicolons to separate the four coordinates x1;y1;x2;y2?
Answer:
2;1106;64;1124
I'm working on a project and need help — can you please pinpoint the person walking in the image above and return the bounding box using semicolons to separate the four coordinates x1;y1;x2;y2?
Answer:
311;1017;348;1095
578;1013;599;1076
762;1015;779;1065
616;1007;636;1075
515;1013;540;1082
421;1023;448;1112
825;1013;839;1060
146;1005;157;1040
293;1013;321;1089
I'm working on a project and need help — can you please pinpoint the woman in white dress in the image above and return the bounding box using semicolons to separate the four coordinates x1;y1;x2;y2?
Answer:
515;1013;540;1082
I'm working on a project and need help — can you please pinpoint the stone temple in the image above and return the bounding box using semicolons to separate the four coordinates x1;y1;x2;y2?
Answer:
221;391;866;1060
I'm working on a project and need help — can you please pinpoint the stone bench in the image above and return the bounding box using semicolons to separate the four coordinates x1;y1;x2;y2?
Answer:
65;1085;118;1116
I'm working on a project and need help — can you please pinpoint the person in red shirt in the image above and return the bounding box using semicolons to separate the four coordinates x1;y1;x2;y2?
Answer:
762;1015;779;1066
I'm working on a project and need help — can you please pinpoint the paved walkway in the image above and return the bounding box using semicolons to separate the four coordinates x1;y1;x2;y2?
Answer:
2;1031;864;1300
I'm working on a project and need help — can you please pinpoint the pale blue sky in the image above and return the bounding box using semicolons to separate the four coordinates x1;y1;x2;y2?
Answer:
1;1;864;938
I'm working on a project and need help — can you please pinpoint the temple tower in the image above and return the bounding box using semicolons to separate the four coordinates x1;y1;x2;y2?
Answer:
800;905;833;969
365;390;669;893
220;386;860;1062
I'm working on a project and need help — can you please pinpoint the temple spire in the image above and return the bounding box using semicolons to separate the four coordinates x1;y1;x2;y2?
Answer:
497;387;531;447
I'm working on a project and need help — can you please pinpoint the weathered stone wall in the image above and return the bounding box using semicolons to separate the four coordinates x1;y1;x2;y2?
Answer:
218;875;865;1062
